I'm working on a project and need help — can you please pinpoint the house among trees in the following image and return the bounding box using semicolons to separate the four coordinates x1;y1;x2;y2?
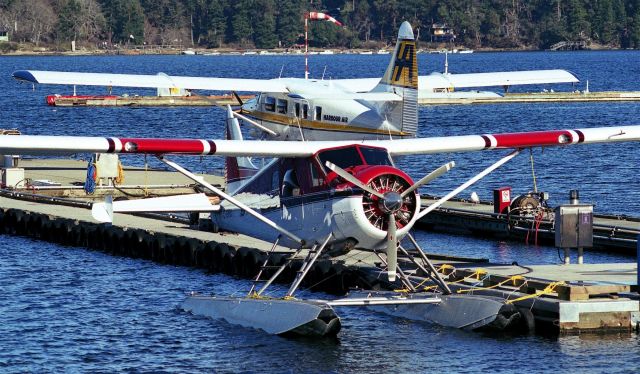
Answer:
430;23;455;43
0;29;8;42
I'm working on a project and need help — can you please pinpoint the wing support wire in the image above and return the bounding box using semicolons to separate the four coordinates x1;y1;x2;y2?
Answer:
232;109;278;136
157;156;304;246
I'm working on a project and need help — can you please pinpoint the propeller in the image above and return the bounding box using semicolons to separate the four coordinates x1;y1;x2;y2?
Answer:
325;160;455;282
401;161;455;198
232;91;244;106
325;161;385;199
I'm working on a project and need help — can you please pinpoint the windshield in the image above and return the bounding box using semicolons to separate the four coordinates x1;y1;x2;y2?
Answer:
317;146;391;173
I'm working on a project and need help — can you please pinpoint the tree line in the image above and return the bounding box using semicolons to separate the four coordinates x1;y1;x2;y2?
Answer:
1;0;640;49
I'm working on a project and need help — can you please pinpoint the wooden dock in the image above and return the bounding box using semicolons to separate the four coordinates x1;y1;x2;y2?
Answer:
1;158;639;334
418;196;640;253
47;94;253;107
46;91;640;107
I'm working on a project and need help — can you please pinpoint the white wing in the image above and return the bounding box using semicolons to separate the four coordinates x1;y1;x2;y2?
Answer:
14;69;578;96
0;126;638;157
423;70;580;89
328;70;578;94
13;70;290;93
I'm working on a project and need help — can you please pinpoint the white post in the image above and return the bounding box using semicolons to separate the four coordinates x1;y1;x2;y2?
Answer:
578;247;583;264
305;17;309;80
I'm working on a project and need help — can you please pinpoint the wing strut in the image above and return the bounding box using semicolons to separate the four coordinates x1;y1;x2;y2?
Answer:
157;156;304;246
416;150;521;221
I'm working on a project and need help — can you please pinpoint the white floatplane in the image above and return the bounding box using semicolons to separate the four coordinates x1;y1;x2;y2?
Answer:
1;113;638;336
12;22;578;141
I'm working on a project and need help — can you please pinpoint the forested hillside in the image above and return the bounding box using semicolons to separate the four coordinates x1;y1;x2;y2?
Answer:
1;0;640;50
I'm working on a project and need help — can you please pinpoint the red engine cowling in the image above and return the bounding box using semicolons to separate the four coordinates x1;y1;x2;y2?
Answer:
329;165;419;231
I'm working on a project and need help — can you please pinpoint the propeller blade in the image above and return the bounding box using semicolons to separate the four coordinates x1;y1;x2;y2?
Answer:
232;91;244;106
325;161;385;199
401;161;455;198
386;213;398;282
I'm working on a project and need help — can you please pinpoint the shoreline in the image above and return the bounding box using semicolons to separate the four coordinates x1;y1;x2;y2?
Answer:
0;44;631;57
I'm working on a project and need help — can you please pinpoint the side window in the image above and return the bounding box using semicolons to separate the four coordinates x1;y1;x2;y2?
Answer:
271;169;280;194
295;102;301;117
264;96;275;112
276;99;288;114
315;106;322;121
303;104;309;119
310;163;325;187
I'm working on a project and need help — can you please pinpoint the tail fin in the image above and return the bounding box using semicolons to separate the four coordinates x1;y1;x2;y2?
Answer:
372;21;418;137
225;105;258;194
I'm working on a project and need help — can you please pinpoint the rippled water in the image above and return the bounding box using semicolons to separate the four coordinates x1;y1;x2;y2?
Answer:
1;52;639;372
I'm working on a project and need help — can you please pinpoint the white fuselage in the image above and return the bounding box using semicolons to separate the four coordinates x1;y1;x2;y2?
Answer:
240;87;413;141
212;190;418;250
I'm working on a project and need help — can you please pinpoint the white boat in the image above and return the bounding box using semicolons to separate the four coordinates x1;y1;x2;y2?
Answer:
377;49;390;54
319;50;334;55
181;50;196;55
459;49;474;54
359;50;373;55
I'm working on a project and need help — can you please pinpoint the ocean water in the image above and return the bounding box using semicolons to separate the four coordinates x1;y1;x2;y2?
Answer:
0;51;639;372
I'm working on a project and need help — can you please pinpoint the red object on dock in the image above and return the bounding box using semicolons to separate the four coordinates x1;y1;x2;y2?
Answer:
493;187;511;214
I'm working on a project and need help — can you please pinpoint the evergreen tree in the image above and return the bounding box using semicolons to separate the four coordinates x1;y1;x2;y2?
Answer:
567;0;591;38
229;0;253;46
253;0;277;48
101;0;145;43
276;0;302;47
56;0;82;42
593;0;616;44
188;0;226;47
631;1;640;47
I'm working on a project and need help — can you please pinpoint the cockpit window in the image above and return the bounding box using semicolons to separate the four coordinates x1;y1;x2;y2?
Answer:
360;147;392;166
316;146;392;173
317;147;364;171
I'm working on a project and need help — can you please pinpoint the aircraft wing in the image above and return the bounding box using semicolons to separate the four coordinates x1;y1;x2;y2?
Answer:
423;69;580;90
14;69;577;95
12;70;290;93
330;70;578;93
1;126;638;157
288;92;402;101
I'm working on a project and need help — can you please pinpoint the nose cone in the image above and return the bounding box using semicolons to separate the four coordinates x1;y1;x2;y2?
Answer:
379;191;403;213
398;21;414;40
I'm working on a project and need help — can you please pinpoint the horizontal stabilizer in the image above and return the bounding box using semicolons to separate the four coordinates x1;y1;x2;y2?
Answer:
91;193;219;223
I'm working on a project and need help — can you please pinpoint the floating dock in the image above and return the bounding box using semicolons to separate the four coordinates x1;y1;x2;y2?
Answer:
1;159;639;334
418;196;639;253
44;91;640;107
46;94;252;107
419;91;640;105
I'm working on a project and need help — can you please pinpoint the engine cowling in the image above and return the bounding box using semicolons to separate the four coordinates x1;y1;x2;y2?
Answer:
330;165;419;231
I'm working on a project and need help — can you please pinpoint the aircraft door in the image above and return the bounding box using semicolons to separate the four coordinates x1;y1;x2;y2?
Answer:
292;99;310;140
